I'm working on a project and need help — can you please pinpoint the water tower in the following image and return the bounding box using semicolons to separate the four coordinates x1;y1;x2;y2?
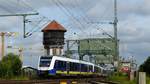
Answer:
42;20;67;56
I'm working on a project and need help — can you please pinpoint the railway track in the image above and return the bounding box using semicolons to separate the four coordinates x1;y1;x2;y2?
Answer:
0;77;118;84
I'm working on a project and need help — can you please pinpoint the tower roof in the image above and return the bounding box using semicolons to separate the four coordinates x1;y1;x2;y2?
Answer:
42;20;66;32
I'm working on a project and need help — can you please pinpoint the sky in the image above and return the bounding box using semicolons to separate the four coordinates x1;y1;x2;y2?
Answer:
0;0;150;68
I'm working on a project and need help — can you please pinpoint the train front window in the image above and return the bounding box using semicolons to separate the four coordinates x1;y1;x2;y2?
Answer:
39;57;52;67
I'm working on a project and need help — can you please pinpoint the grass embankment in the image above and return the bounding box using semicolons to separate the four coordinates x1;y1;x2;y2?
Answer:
108;73;135;84
108;73;150;84
108;73;136;84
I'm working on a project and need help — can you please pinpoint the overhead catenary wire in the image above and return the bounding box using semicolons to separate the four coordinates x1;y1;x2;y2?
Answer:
0;0;35;14
52;0;113;40
73;0;114;38
16;0;113;38
72;0;90;23
19;0;52;35
0;0;115;39
14;0;87;36
53;0;88;35
72;0;114;56
0;0;42;38
18;0;37;13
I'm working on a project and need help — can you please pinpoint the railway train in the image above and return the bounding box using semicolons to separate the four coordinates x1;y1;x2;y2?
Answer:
38;56;105;76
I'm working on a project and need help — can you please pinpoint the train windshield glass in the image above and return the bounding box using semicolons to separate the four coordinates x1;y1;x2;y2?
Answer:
39;57;52;67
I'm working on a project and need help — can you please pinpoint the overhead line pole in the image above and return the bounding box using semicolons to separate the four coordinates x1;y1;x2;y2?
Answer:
83;0;119;66
0;13;39;17
0;13;39;38
113;0;119;63
23;15;26;38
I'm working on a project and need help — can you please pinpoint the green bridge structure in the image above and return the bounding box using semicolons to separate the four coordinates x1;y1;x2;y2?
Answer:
66;38;116;64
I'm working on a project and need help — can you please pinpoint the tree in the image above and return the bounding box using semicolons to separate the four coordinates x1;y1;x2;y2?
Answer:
0;53;22;78
139;56;150;75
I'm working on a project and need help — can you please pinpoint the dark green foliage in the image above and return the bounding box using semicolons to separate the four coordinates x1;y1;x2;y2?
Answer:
0;53;22;78
139;56;150;75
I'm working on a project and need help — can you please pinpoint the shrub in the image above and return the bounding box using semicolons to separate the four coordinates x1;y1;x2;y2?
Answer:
139;56;150;75
0;53;22;78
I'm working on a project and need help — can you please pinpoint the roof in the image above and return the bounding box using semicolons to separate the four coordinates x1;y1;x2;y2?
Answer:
42;20;67;32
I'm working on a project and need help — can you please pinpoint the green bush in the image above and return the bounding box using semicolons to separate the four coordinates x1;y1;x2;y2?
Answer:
0;53;22;78
139;56;150;76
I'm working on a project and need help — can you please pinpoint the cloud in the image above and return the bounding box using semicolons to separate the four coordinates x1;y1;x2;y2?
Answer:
118;0;150;19
0;0;150;66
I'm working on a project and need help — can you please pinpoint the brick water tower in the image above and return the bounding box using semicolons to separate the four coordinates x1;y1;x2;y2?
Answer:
42;20;67;56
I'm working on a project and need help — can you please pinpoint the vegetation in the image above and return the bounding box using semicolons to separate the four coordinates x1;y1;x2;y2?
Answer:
147;76;150;84
139;56;150;76
0;53;22;79
108;73;136;84
109;56;150;84
139;56;150;83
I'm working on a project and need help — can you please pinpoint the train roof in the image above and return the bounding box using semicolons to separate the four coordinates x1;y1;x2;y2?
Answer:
40;56;94;65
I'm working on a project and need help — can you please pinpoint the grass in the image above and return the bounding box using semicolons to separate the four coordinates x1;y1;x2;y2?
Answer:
108;73;136;84
146;76;150;84
0;75;30;80
108;73;150;84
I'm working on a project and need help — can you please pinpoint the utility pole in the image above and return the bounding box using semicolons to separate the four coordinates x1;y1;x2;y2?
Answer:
86;0;119;65
0;13;39;38
0;32;16;59
113;0;119;67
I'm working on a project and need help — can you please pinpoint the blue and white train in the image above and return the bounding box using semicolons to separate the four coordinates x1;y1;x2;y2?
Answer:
38;56;105;76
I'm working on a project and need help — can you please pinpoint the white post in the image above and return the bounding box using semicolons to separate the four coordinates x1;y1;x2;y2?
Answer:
56;48;60;56
139;72;146;84
61;49;64;55
130;70;134;81
50;48;53;56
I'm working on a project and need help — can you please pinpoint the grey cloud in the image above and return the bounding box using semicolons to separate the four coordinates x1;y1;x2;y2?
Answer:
118;0;150;19
0;0;150;66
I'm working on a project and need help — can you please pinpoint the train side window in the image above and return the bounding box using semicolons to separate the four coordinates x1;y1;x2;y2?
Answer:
70;62;80;71
74;63;80;71
54;60;66;71
85;65;88;72
70;62;73;71
81;64;84;72
66;62;70;71
81;64;88;72
61;61;67;71
54;61;58;70
76;63;80;71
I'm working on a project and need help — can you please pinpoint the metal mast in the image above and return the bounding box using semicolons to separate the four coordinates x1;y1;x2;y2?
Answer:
0;13;39;38
113;0;119;62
